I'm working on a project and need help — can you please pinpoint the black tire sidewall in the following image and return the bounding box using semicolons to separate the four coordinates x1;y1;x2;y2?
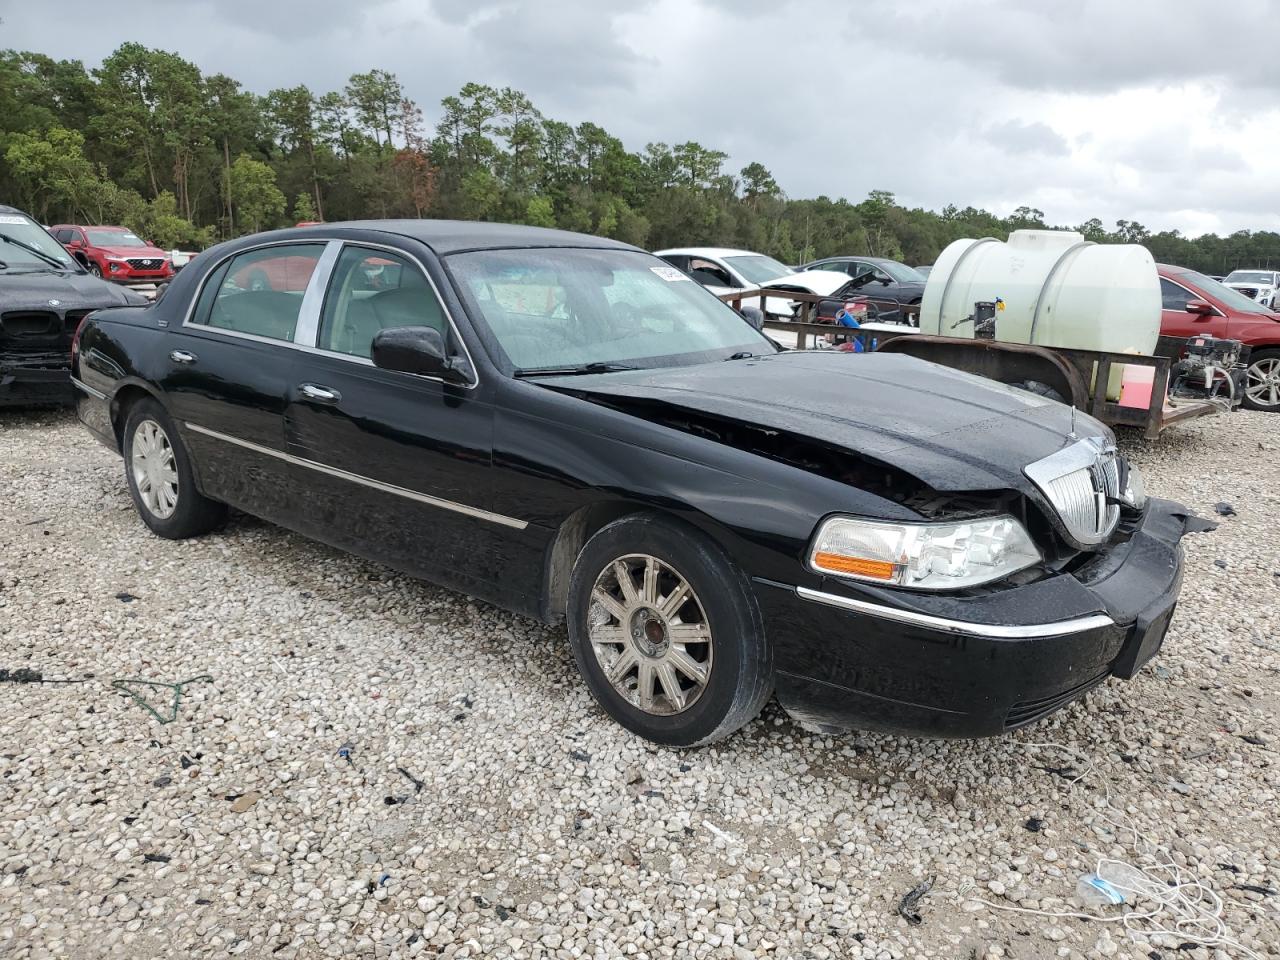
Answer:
1243;350;1280;412
122;399;220;538
566;514;771;747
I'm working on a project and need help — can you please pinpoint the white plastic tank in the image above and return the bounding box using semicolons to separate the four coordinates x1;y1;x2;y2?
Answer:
919;230;1161;355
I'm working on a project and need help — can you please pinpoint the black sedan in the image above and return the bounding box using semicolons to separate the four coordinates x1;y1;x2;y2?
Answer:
71;220;1202;747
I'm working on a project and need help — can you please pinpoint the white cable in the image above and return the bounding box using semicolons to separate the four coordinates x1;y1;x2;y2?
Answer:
959;741;1270;959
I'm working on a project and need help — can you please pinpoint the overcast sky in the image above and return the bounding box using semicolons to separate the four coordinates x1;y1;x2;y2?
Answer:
2;0;1275;237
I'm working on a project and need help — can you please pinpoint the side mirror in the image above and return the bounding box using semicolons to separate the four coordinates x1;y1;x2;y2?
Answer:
739;305;766;331
67;238;82;248
371;326;473;383
877;275;892;285
1184;299;1215;315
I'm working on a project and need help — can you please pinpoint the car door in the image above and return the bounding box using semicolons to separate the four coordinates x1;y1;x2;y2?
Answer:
282;241;505;597
162;240;335;524
1159;276;1224;338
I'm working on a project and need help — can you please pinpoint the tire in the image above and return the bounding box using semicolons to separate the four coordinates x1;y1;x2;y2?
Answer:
122;398;227;539
1011;379;1067;404
88;261;102;278
566;513;773;747
1243;349;1280;412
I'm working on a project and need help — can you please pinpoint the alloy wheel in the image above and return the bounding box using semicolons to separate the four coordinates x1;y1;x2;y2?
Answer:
1246;357;1280;408
130;419;179;519
587;554;713;716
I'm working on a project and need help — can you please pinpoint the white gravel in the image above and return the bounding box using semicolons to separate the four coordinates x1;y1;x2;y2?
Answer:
1;407;1277;960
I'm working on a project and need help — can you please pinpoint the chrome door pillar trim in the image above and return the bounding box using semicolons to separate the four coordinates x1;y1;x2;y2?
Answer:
293;240;343;347
183;421;527;530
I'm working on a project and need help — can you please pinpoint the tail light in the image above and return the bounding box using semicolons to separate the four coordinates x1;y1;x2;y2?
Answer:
70;312;92;366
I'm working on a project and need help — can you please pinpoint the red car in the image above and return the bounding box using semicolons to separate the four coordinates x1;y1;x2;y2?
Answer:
1159;263;1280;412
50;224;173;285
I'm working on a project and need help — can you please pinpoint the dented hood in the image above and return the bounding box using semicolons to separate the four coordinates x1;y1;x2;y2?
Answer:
544;351;1106;493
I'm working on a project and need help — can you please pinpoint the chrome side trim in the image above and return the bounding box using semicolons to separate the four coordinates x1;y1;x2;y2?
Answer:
184;422;528;530
794;586;1115;639
70;376;107;401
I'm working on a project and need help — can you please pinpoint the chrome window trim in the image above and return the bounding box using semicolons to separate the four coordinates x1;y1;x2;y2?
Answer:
70;376;107;401
794;586;1115;639
184;421;527;530
178;236;479;389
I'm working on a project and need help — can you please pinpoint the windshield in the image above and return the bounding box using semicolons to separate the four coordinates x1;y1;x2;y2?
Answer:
87;228;148;247
0;213;76;269
877;261;927;283
1179;269;1278;315
448;248;777;373
1224;270;1275;285
723;254;793;285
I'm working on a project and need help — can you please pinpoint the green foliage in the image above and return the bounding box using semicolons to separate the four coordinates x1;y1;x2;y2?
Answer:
228;154;285;233
292;192;318;223
4;41;1280;274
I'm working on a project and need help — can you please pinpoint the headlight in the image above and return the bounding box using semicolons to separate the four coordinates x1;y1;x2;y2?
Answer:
1120;462;1146;510
809;515;1041;590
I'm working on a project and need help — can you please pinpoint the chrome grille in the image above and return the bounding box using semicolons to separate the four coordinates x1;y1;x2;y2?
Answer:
1024;436;1120;547
126;258;163;270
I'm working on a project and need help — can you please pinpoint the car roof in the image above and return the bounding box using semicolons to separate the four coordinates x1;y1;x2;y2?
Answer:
258;219;640;255
807;255;897;266
653;247;768;258
0;204;31;217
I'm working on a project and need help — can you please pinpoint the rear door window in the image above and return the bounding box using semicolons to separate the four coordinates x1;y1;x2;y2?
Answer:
191;244;325;342
1160;278;1194;311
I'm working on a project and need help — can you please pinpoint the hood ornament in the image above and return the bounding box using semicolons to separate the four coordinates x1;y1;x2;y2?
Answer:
47;298;62;307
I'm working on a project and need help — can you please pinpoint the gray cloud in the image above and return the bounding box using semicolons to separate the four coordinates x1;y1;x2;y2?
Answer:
1;0;1278;236
984;119;1071;156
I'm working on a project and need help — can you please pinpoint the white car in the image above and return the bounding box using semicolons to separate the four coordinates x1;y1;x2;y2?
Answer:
1221;269;1280;309
654;247;855;319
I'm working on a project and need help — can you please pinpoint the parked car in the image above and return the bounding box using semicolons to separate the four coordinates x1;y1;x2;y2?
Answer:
799;256;928;320
72;220;1201;746
1158;263;1280;411
50;224;174;285
654;246;854;319
1;205;147;405
1220;269;1280;309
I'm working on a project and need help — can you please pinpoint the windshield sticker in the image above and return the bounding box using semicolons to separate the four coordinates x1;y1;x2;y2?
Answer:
650;266;691;282
0;215;32;225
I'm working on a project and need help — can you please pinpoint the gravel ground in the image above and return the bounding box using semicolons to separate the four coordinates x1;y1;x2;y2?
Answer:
1;407;1277;960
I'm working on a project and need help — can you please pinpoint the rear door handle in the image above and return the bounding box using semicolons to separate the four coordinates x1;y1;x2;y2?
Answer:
170;349;196;364
299;383;341;403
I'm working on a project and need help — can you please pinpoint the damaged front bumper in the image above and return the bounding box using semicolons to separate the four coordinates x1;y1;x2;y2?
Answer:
759;497;1203;738
0;354;75;407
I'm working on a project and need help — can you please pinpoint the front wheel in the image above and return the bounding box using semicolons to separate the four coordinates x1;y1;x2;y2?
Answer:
88;261;102;278
1243;349;1280;412
566;514;773;747
122;399;227;538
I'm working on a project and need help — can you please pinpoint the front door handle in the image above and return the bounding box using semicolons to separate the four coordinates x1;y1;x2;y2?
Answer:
169;349;196;364
299;383;341;403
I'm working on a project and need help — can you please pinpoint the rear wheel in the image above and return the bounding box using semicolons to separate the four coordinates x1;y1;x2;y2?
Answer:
122;399;226;538
566;514;773;747
1244;350;1280;412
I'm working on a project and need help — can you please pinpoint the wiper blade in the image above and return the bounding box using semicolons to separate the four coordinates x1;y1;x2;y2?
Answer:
513;361;638;378
724;351;757;361
0;233;69;270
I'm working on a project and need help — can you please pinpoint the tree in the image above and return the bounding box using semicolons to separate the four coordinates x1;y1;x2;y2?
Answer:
292;191;317;223
740;162;780;207
524;195;556;228
345;69;403;148
228;154;286;232
4;126;103;220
